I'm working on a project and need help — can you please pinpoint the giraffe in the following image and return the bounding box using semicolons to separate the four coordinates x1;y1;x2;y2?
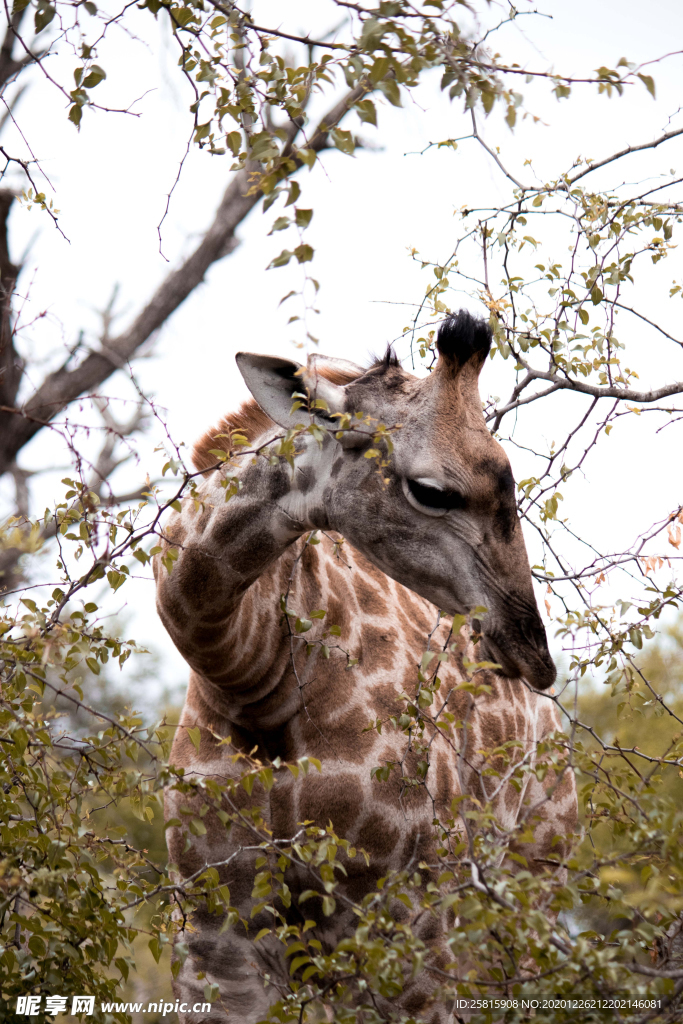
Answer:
153;311;578;1023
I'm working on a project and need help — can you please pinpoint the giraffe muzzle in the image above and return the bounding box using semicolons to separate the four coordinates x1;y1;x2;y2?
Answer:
481;617;557;691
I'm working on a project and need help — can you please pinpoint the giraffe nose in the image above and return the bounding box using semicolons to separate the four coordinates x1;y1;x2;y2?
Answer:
481;613;556;690
516;614;556;689
519;615;548;651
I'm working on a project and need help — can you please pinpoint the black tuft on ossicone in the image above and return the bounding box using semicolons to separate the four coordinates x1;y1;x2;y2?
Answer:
368;345;401;374
436;310;492;370
381;345;401;369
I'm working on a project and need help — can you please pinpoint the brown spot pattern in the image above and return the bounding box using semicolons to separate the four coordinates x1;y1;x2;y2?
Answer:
156;355;578;1024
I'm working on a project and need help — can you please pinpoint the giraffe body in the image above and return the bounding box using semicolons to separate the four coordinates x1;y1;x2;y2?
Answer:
154;314;578;1023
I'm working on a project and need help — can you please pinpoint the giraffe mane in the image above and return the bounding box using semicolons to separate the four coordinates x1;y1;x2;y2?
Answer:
192;363;364;472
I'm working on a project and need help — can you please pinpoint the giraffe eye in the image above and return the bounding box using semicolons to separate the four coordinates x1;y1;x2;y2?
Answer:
404;478;466;515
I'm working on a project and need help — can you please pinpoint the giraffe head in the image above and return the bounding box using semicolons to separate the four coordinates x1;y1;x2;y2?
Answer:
234;311;555;690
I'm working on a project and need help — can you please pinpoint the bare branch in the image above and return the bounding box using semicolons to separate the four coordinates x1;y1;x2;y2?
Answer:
566;125;683;186
470;109;528;192
0;83;367;478
489;356;683;425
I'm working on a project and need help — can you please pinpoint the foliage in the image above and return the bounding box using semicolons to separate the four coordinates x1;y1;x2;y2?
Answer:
2;2;683;1023
2;0;665;331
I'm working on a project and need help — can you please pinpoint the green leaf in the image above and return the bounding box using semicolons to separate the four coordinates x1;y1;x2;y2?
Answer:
204;983;220;1003
481;88;495;114
107;570;125;592
369;56;390;85
298;889;319;903
269;249;292;269
421;651;436;671
294;208;313;228
115;957;129;982
360;17;386;49
226;130;241;156
288;954;310;975
28;934;46;958
82;64;106;89
12;728;28;756
34;3;55;33
378;79;401;106
294;244;313;264
187;726;201;753
354;99;377;126
297;148;316;169
330;129;355;155
637;73;656;98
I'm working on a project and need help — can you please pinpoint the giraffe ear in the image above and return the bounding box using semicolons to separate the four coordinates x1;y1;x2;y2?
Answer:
307;353;365;381
436;310;492;376
236;352;347;429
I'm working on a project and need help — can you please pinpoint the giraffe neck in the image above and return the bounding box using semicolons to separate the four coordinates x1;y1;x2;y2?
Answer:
154;427;337;704
236;424;337;540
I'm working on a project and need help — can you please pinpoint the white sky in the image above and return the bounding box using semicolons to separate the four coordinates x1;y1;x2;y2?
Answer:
2;0;683;699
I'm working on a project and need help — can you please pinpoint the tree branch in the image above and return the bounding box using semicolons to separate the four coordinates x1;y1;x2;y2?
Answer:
566;126;683;186
0;7;34;90
0;84;367;478
488;357;683;425
0;393;149;594
0;189;21;411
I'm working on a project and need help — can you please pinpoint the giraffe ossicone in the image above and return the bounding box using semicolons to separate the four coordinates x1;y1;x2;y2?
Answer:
154;310;577;1023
